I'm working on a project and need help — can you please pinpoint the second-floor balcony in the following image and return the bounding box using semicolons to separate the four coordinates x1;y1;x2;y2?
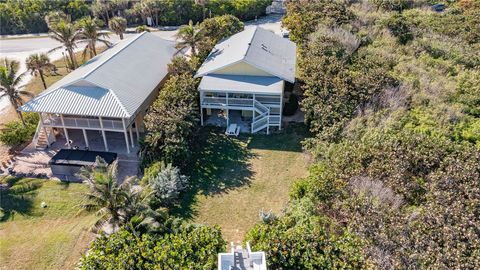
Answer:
202;96;281;108
43;115;125;131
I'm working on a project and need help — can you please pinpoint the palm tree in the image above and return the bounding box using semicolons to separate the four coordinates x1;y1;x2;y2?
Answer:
78;17;112;60
48;20;82;70
25;53;55;90
79;157;135;232
175;20;206;56
108;16;127;40
0;59;33;125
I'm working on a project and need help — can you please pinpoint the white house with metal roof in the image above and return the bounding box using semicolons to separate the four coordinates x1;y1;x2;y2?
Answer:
19;32;177;153
195;26;296;134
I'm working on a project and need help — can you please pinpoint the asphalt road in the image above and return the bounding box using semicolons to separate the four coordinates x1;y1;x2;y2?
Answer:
0;14;283;113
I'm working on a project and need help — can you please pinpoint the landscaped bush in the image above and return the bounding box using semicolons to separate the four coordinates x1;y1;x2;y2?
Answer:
0;113;39;146
78;226;226;269
146;163;189;207
142;74;199;167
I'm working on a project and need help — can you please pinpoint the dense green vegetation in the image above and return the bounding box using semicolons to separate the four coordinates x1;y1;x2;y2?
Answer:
0;0;270;35
78;226;225;269
0;113;38;146
246;0;480;269
141;15;244;168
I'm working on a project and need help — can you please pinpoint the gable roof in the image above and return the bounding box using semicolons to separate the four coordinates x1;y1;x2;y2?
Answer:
20;32;177;118
194;26;296;83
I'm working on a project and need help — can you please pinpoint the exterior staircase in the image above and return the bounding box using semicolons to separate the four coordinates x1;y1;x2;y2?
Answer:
32;121;55;150
251;100;280;134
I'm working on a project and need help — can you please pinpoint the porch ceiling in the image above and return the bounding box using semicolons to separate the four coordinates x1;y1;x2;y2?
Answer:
198;74;283;95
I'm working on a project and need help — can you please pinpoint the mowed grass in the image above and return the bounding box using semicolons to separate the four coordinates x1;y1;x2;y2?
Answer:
0;178;96;270
177;124;309;244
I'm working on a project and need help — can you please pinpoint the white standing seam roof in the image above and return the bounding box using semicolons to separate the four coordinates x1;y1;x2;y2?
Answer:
195;26;296;83
199;75;283;94
20;32;177;118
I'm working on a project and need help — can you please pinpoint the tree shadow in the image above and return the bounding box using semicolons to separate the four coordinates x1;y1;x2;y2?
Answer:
0;177;43;222
246;123;309;152
172;127;255;218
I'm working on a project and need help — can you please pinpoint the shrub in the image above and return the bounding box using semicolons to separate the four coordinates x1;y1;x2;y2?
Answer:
78;226;226;269
167;56;198;76
0;113;39;146
148;164;188;207
135;25;149;33
246;212;365;269
282;0;355;44
386;14;414;44
142;74;199;167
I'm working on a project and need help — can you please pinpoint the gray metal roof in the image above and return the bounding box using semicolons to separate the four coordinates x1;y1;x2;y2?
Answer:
20;32;177;118
20;86;126;117
195;26;296;83
199;75;283;94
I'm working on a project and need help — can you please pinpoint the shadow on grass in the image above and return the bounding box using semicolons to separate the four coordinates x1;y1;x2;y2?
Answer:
246;123;308;152
172;127;255;218
172;124;309;219
0;177;43;222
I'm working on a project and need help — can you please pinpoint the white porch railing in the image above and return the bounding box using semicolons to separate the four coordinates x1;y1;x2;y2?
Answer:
202;97;256;107
44;115;124;131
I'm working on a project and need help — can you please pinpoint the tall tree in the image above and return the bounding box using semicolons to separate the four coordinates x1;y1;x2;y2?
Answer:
0;59;33;125
108;16;127;40
48;20;82;69
77;17;112;59
25;53;55;90
175;20;205;56
79;157;136;232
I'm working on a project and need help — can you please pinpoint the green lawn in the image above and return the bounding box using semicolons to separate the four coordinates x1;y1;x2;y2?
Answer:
0;178;95;270
176;124;309;244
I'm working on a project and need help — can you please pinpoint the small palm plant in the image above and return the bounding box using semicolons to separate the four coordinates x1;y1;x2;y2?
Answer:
0;58;33;125
108;16;127;40
79;157;134;232
25;53;55;90
175;20;206;56
78;17;112;60
48;20;82;69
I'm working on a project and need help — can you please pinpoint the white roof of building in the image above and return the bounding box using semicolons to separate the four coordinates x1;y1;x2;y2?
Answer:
20;32;176;118
199;75;283;94
195;26;296;83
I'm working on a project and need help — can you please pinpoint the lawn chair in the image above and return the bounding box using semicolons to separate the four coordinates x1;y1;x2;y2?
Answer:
225;124;240;136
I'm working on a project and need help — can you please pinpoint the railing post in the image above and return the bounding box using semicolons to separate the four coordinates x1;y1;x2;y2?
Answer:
99;116;109;152
122;118;131;154
60;115;71;149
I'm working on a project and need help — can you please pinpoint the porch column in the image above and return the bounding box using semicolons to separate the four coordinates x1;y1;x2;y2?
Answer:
135;116;140;141
279;92;283;130
129;125;134;148
82;129;89;148
60;114;71;149
200;107;204;126
99;117;109;152
48;113;56;142
122;118;131;154
226;108;229;127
